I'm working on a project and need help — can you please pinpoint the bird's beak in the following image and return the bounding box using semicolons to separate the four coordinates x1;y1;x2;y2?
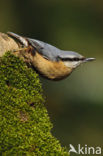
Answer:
83;58;96;63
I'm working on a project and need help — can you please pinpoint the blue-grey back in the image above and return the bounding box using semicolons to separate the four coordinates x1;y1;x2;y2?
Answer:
28;38;83;61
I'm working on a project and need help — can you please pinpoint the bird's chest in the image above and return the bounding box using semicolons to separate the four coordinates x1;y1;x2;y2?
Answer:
30;52;72;80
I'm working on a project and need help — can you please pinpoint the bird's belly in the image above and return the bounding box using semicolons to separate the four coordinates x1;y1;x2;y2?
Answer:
32;52;73;80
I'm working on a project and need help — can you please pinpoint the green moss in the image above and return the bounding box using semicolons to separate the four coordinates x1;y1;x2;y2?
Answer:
0;52;69;156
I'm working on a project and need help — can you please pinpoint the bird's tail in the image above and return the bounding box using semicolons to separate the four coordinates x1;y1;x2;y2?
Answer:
7;32;28;47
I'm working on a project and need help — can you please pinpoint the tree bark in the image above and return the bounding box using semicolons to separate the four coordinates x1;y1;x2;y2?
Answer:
0;32;19;57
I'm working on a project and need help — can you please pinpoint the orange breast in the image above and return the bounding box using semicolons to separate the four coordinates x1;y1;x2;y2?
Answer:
29;51;73;80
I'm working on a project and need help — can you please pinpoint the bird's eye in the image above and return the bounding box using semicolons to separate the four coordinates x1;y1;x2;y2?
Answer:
73;58;79;61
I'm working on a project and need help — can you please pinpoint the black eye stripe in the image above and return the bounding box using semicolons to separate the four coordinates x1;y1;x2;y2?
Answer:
73;58;79;61
60;57;84;61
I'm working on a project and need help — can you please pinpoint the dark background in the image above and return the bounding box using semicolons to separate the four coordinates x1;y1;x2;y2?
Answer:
0;0;103;153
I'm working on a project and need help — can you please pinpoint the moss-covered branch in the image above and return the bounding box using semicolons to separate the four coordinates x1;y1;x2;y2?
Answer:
0;33;69;155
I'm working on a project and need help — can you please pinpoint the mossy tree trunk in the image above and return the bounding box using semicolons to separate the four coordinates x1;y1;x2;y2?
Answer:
0;33;69;155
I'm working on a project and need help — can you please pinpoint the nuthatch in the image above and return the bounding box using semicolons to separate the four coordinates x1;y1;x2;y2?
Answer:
7;32;95;81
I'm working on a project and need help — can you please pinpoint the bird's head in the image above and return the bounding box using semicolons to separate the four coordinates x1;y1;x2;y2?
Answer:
61;51;95;69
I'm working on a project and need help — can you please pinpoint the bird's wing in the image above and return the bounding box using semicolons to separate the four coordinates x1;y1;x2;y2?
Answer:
26;38;61;61
7;32;61;61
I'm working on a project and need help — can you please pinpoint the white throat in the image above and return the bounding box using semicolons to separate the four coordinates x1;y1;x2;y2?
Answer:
64;61;82;68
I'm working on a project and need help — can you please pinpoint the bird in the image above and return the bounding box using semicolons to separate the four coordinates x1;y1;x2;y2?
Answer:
7;32;95;81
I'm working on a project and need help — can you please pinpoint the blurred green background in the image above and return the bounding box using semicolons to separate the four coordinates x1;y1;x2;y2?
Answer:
0;0;103;153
